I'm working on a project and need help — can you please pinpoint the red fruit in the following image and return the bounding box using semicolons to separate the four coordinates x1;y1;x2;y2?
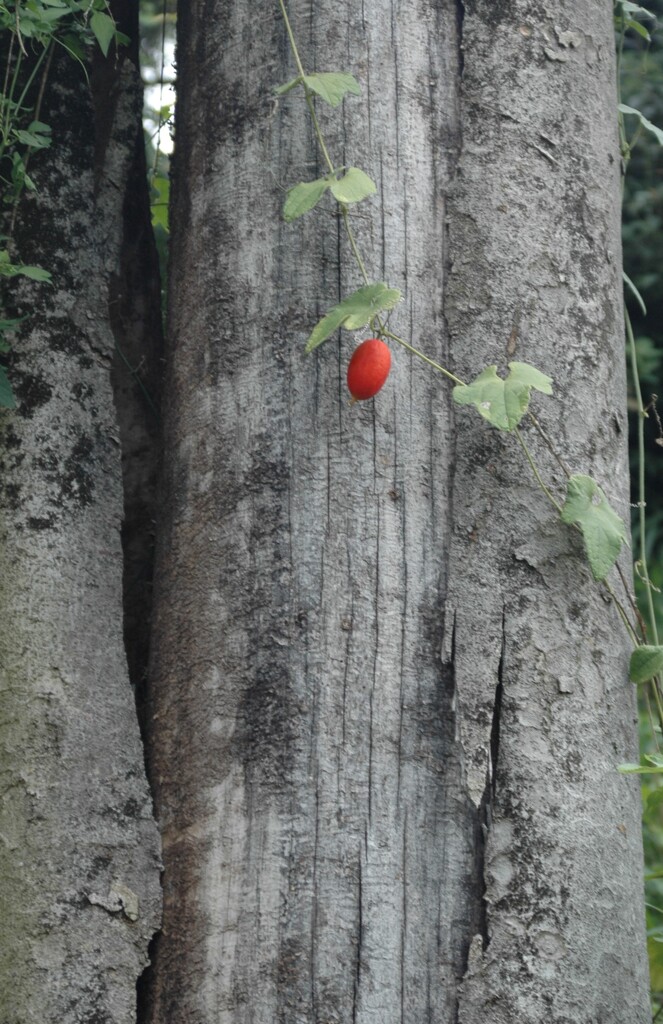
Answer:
347;338;392;401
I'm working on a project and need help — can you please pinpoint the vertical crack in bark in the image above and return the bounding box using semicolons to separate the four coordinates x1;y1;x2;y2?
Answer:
454;606;505;1019
352;849;363;1024
476;606;506;956
489;607;506;803
99;41;165;1020
455;0;465;80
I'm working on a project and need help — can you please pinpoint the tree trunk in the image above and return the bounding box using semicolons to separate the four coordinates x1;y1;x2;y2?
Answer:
146;1;650;1022
446;3;649;1020
0;26;161;1024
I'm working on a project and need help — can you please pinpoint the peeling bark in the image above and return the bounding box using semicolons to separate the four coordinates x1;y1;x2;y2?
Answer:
145;1;648;1022
0;37;161;1024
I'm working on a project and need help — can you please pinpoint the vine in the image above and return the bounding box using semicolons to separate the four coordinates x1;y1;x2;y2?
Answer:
275;0;662;708
0;0;125;408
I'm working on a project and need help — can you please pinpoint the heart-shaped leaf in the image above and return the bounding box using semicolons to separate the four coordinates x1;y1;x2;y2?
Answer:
560;474;627;581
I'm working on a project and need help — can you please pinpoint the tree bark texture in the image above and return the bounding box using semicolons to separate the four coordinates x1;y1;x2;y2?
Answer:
146;1;649;1022
446;3;650;1020
0;40;161;1024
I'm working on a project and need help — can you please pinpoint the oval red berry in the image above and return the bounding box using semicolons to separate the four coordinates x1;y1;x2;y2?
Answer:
347;338;392;401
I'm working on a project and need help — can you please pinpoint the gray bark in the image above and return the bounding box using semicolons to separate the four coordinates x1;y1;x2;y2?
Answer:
0;43;161;1024
447;4;649;1020
146;1;649;1022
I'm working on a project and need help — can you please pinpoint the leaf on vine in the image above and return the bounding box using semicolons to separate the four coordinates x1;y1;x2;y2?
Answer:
615;1;655;19
618;753;663;774
14;128;51;149
629;645;663;684
625;17;651;39
560;474;627;581
0;366;15;410
283;178;330;222
329;167;377;204
90;10;116;57
0;251;51;281
452;361;553;431
619;103;663;146
304;72;360;107
305;282;401;353
15;265;52;282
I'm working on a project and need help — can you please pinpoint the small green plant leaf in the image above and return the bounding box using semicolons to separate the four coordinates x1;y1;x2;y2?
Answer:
619;103;663;146
16;265;52;282
0;250;51;281
0;365;15;409
560;474;627;581
629;645;663;684
507;361;554;395
90;10;116;56
28;121;52;135
0;316;25;333
303;72;361;107
619;753;663;774
283;177;330;222
305;305;349;353
452;362;552;431
151;174;170;232
625;17;651;39
623;271;647;315
340;283;401;329
14;129;52;149
615;1;655;17
305;282;402;353
329;167;377;205
274;76;302;96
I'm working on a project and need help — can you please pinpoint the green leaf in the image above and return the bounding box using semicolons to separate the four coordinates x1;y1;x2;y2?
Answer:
305;282;402;353
615;0;655;17
151;174;170;232
59;31;87;62
283;177;330;222
619;754;663;774
303;72;360;107
0;365;15;409
14;129;51;149
305;305;349;354
452;361;553;431
507;361;554;395
625;17;651;38
0;316;25;332
274;76;302;96
623;270;647;315
645;788;663;815
629;645;663;684
37;6;70;21
0;249;46;279
329;167;377;205
340;283;401;329
619;103;663;146
90;10;116;56
16;265;52;282
560;474;627;581
28;121;52;135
